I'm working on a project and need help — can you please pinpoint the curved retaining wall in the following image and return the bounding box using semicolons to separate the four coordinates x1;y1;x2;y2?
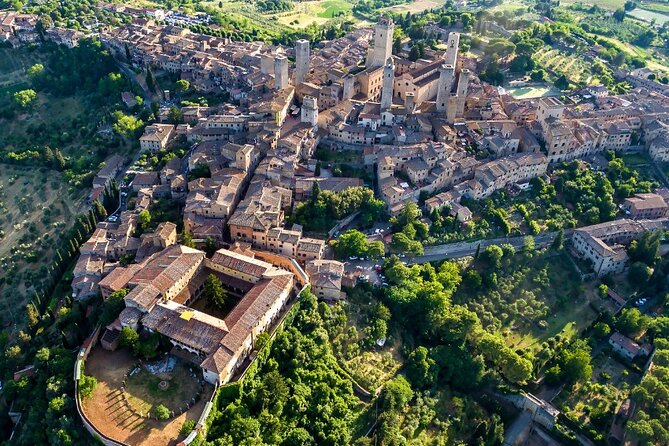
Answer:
74;326;128;446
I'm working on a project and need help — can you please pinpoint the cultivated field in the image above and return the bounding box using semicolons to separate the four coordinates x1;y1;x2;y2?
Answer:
380;0;442;14
534;48;596;85
274;0;353;28
0;164;84;296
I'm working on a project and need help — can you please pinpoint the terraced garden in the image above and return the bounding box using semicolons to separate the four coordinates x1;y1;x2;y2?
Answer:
533;48;597;86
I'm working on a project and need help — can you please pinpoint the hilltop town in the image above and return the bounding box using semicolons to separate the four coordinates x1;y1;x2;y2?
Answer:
2;1;669;446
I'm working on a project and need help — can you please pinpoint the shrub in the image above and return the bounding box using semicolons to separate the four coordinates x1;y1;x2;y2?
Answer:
180;419;196;437
154;404;171;420
78;375;97;399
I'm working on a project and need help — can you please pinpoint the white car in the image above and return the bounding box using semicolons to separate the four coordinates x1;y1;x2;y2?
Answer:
349;256;358;261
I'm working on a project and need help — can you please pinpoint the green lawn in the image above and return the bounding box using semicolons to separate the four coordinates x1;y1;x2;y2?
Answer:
505;85;561;99
316;0;353;17
125;363;201;415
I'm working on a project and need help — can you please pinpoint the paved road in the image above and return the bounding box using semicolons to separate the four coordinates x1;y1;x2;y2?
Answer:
343;232;560;285
407;232;557;264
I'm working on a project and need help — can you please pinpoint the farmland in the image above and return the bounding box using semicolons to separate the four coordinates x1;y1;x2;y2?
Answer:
0;164;85;320
533;48;597;86
273;0;354;28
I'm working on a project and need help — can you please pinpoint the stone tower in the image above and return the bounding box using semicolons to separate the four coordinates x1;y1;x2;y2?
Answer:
435;64;455;113
457;68;470;97
342;74;355;100
295;39;310;84
370;17;394;68
444;32;460;67
404;92;415;114
274;54;289;90
380;57;394;111
301;95;318;127
455;68;470;118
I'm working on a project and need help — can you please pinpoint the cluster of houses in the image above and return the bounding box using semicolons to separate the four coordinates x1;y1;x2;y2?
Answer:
0;11;85;47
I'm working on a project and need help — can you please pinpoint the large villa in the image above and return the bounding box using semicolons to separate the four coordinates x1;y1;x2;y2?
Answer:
98;244;302;385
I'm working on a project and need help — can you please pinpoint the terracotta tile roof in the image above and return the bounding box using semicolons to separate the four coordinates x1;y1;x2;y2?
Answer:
209;249;272;279
143;300;228;353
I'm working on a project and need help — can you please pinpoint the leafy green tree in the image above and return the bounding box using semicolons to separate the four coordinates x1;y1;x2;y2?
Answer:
182;229;195;248
334;230;368;258
482;245;503;269
380;375;413;411
13;89;38;108
558;339;592;385
406;346;436;389
112;111;144;138
554;74;569;90
175;79;190;93
628;261;651;284
119;327;139;350
100;288;129;327
204;273;226;310
138;210;151;231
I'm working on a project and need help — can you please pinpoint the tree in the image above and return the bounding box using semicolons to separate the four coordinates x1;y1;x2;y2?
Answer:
27;63;44;79
146;67;156;92
593;322;611;339
175;79;190;94
552;229;564;251
204;236;217;257
26;303;40;328
314;161;321;177
555;339;592;385
554;74;569;90
13;89;38;109
624;0;636;10
204;273;226;310
380;376;413;411
180;420;196;438
617;308;650;337
168;105;184;124
119;327;139;350
182;229;195;248
406;346;436;389
334;230;368;259
482;245;504;269
100;289;129;327
112;111;144;138
138;210;151;231
367;241;385;260
613;8;626;22
598;283;609;298
628;261;651;284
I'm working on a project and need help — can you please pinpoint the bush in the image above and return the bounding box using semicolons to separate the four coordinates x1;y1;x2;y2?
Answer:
78;374;97;399
154;404;171;420
180;419;196;437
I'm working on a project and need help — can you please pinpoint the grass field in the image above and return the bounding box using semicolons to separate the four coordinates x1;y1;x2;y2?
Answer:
504;85;562;99
273;0;353;28
380;0;442;14
628;7;669;23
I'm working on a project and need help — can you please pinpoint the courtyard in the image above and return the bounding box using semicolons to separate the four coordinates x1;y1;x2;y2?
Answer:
82;347;214;446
